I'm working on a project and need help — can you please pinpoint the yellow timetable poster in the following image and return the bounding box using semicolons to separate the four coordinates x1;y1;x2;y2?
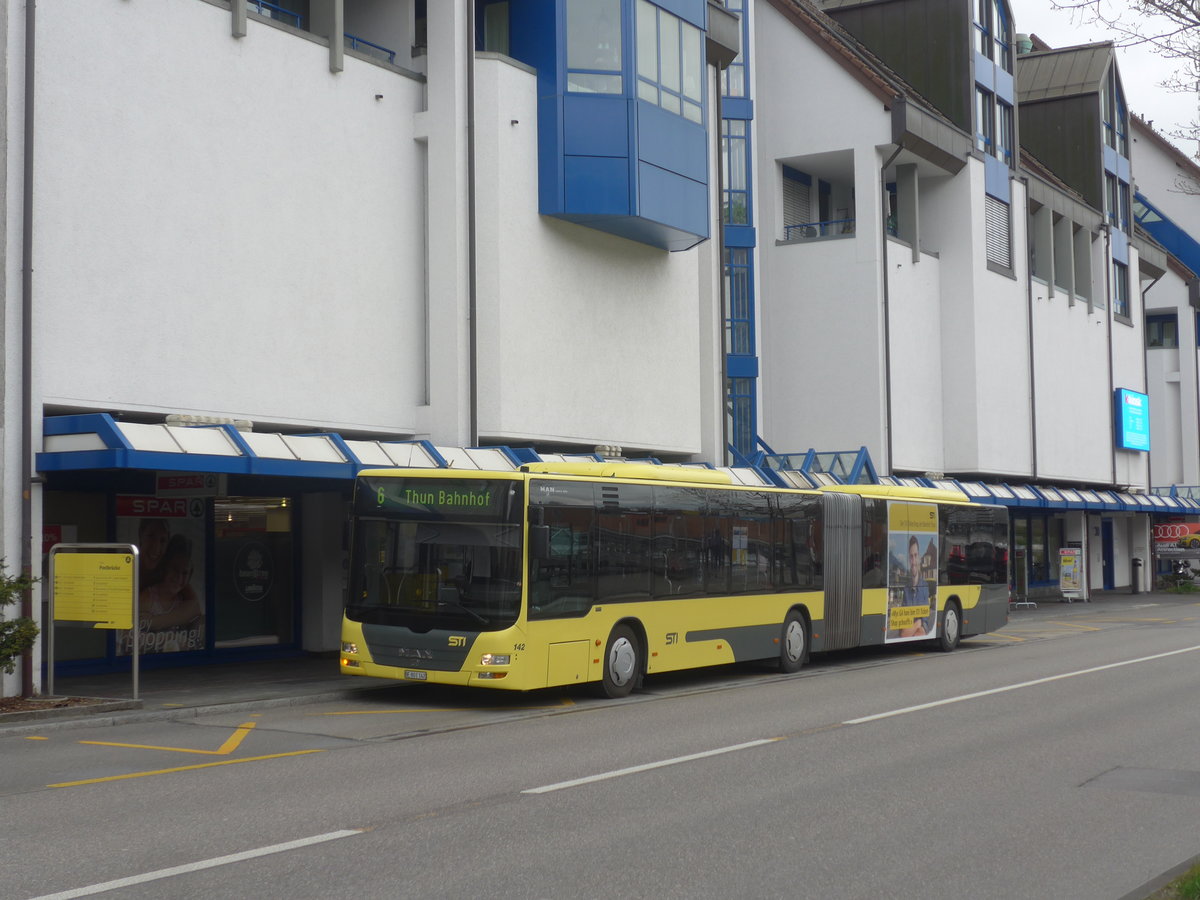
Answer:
54;552;135;629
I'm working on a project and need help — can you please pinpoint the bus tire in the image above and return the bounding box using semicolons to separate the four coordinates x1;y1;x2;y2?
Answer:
597;624;640;698
936;601;961;652
779;610;807;674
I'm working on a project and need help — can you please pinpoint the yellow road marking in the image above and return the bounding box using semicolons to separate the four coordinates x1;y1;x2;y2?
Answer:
80;721;256;756
1046;621;1103;631
25;735;48;740
49;749;324;788
986;633;1026;642
318;698;576;716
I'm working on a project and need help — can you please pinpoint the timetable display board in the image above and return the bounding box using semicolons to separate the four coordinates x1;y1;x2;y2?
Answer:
52;551;135;629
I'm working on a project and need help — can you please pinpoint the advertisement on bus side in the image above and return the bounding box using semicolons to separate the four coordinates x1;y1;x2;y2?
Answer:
886;501;938;643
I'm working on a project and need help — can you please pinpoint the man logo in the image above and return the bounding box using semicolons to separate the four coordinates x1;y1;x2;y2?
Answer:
448;635;467;647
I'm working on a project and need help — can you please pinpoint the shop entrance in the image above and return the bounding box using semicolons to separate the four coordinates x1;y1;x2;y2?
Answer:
214;498;295;649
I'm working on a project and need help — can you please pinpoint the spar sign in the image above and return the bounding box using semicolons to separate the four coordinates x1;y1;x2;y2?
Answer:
1153;521;1200;558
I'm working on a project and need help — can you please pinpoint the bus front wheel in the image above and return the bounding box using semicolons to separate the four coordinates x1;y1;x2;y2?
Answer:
936;601;961;652
779;610;807;674
598;624;640;698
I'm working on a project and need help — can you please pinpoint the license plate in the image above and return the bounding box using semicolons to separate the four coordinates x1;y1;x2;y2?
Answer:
404;670;428;681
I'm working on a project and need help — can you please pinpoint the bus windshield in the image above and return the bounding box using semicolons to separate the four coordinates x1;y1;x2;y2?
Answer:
347;478;524;632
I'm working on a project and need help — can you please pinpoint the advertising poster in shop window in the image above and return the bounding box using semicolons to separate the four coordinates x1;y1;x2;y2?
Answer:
114;495;207;655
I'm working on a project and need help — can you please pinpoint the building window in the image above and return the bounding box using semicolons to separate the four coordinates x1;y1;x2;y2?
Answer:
566;0;623;94
974;0;1011;70
782;168;812;240
1102;67;1129;156
637;0;703;122
1147;314;1178;348
1112;260;1129;318
975;87;994;155
719;0;746;98
725;248;753;355
985;196;1011;268
995;100;1014;166
1105;174;1131;233
722;119;750;224
482;2;510;55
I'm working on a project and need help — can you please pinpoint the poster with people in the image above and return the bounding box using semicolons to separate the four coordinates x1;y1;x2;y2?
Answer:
885;501;938;643
115;496;206;655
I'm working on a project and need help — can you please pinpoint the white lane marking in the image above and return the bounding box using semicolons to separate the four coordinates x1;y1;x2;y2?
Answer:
27;830;364;900
523;738;780;795
844;643;1200;725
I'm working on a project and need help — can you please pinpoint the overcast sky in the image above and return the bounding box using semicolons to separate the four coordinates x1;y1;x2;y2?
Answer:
1010;0;1198;157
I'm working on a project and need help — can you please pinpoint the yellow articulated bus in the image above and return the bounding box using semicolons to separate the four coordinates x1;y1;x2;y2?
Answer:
340;463;1009;698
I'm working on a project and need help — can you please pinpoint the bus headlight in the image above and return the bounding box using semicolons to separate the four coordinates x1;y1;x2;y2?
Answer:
480;653;511;666
341;642;359;655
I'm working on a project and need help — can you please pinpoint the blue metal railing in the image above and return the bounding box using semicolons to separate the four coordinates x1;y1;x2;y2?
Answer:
248;0;303;29
784;218;856;241
345;34;397;64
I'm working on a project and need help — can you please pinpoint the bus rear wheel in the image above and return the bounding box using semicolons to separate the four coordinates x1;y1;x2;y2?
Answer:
779;610;807;674
597;624;640;698
936;601;961;652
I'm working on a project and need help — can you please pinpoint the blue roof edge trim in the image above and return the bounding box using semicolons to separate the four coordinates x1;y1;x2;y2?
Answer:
43;413;133;450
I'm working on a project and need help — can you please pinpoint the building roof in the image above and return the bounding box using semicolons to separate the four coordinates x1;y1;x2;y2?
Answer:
1016;42;1113;103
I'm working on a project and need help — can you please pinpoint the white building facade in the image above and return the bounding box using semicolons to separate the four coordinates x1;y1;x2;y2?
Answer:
1;0;1195;696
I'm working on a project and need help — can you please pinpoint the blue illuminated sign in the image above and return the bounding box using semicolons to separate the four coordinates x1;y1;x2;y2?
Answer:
1114;389;1150;451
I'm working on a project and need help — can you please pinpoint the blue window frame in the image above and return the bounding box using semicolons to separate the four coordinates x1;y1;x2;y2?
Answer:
725;248;754;356
637;0;704;123
566;0;623;94
722;119;750;224
974;0;1011;71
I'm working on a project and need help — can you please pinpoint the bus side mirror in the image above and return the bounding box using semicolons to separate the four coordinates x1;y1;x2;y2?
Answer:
530;524;550;561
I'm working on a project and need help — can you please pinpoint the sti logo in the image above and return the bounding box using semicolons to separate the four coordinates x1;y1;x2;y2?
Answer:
448;635;467;647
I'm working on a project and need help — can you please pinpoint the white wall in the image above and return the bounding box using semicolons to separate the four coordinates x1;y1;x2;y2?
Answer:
1143;265;1196;485
1029;277;1116;483
34;0;427;434
887;238;945;471
753;2;890;460
472;56;708;455
921;164;1033;477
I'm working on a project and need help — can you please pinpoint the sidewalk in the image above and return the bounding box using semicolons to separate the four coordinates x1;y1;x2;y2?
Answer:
0;654;390;734
1007;587;1197;618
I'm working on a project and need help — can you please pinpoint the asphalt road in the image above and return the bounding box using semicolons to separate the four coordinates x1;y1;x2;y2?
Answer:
6;602;1200;900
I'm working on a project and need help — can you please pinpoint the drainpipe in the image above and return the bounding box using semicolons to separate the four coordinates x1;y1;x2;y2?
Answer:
1103;224;1116;486
466;0;478;445
714;85;729;462
20;0;37;698
1140;270;1162;491
879;139;904;475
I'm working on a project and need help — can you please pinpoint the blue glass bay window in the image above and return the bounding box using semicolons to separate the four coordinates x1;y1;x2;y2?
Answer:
501;0;711;251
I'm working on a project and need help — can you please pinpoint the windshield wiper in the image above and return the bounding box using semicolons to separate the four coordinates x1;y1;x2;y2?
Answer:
436;585;489;625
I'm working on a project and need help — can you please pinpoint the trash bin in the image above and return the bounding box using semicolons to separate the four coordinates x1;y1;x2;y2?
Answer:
1131;557;1142;594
